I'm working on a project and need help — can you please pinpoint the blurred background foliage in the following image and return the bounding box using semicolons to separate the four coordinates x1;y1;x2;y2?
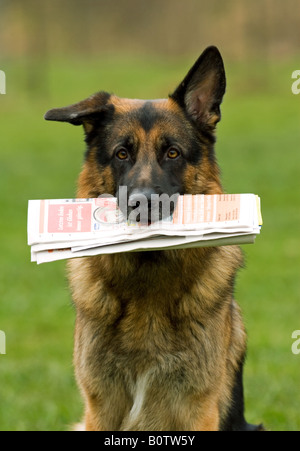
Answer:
0;0;300;431
2;0;300;59
1;0;300;102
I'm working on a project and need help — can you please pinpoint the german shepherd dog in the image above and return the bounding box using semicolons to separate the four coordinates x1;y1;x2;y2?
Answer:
45;47;263;431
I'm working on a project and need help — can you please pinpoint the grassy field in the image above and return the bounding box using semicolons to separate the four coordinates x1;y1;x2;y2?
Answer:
0;55;300;431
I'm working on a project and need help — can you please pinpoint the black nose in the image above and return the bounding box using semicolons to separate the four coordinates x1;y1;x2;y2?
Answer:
128;188;157;207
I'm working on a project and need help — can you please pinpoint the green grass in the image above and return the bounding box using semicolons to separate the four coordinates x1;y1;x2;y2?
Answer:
0;55;300;431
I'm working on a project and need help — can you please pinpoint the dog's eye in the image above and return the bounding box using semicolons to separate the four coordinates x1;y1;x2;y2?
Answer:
116;148;129;160
167;148;181;160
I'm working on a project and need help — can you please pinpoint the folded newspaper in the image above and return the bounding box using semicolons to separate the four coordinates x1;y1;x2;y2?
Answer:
28;194;262;264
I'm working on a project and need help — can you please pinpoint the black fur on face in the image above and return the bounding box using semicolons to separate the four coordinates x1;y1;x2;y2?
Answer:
85;98;209;222
91;101;203;195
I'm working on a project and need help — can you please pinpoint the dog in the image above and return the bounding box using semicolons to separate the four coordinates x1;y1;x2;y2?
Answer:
45;46;263;431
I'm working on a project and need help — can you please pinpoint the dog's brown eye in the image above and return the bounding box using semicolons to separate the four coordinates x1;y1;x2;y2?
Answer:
116;148;129;160
167;148;180;159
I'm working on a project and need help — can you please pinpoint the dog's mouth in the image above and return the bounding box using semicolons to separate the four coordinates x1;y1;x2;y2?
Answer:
126;197;179;226
127;203;162;226
113;187;180;226
96;189;180;226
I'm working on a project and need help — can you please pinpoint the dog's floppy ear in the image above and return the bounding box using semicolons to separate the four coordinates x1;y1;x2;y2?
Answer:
171;46;226;131
44;91;112;133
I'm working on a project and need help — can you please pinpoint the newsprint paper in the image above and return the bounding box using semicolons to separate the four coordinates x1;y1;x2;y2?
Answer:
28;194;262;264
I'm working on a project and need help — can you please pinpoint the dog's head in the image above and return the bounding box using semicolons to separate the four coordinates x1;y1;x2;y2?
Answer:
45;47;226;220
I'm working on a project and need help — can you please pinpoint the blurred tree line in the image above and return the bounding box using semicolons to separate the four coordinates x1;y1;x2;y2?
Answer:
0;0;299;61
0;0;299;100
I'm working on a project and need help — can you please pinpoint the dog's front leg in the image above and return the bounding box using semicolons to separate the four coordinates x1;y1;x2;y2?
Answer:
80;386;132;432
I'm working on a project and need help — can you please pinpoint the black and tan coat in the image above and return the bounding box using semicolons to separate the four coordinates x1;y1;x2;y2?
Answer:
45;47;263;431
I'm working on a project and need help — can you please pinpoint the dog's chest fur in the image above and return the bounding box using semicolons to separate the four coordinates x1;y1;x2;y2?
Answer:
69;246;243;403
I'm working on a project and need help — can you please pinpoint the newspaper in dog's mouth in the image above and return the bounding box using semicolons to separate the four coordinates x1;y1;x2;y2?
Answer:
28;194;262;264
94;206;125;225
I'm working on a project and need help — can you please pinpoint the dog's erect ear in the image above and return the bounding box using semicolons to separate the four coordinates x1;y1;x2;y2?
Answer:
44;91;112;133
171;46;226;131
